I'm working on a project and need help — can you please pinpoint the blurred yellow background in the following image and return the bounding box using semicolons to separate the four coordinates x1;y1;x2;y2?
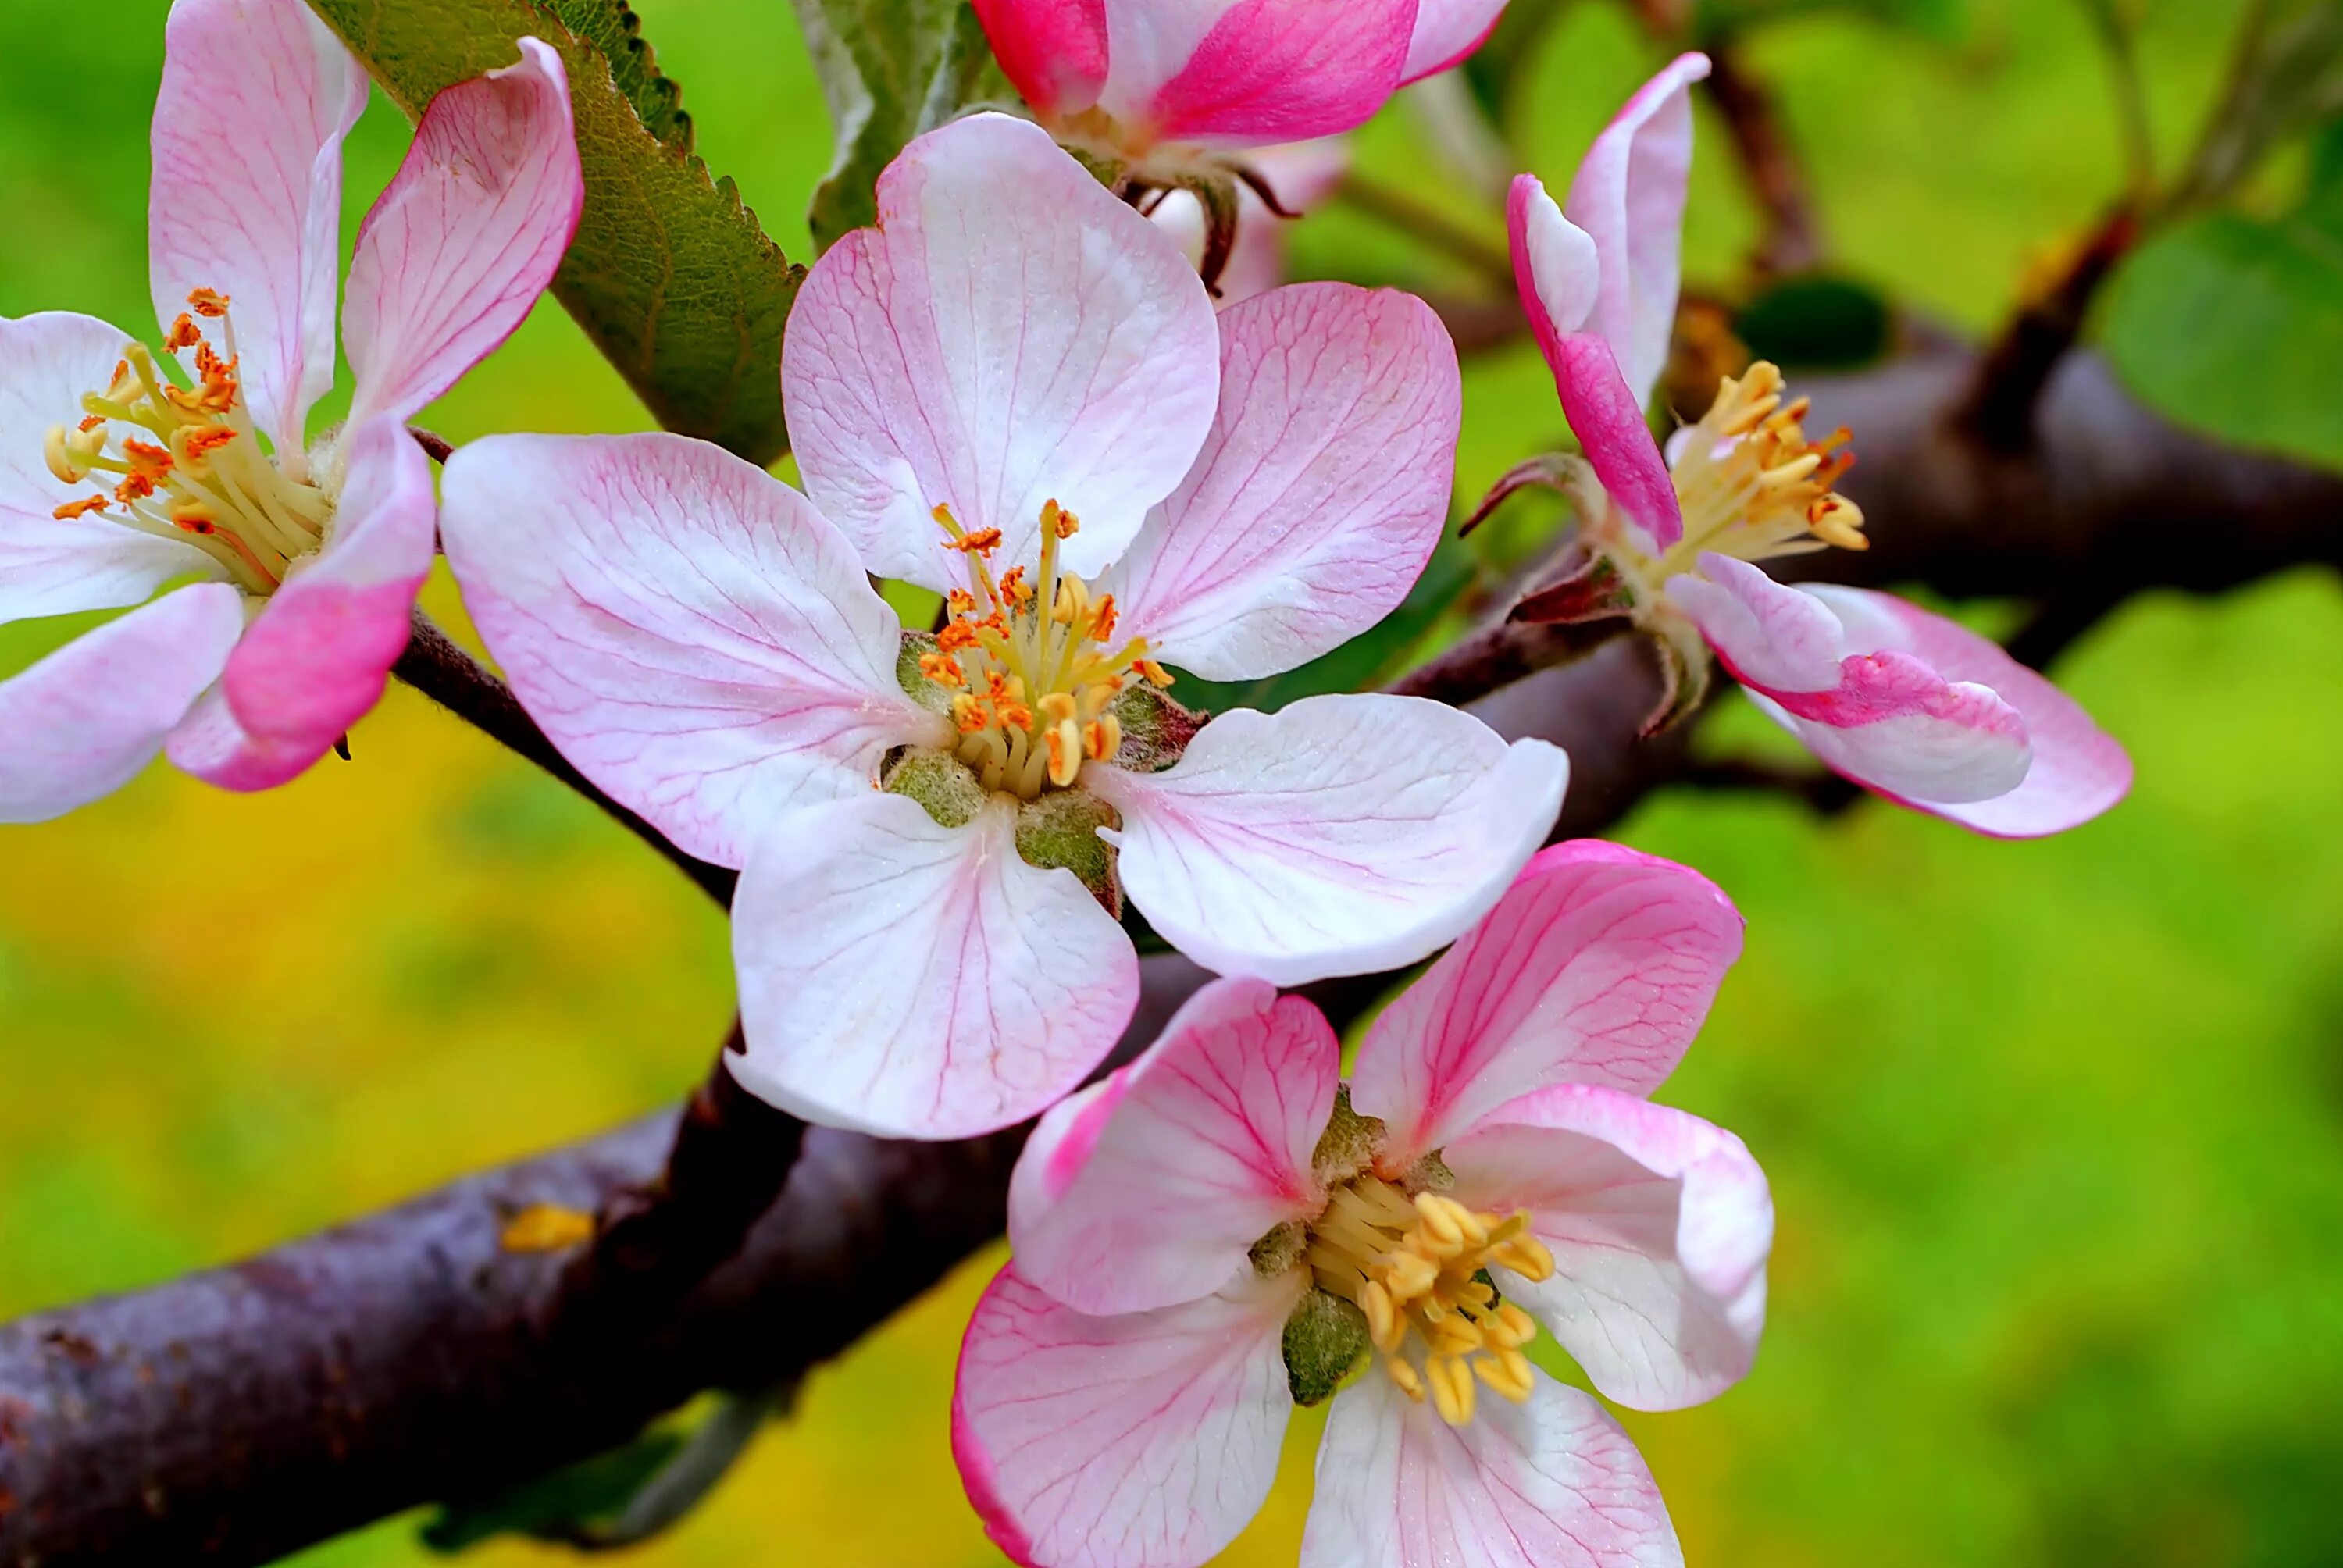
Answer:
4;0;2341;1564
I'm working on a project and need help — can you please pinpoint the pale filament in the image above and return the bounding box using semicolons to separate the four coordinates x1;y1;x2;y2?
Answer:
1651;360;1867;577
1306;1174;1557;1427
42;289;330;596
922;499;1172;800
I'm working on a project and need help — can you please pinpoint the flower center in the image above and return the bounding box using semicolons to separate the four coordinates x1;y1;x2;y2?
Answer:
1303;1173;1556;1427
1646;360;1866;578
919;499;1171;802
42;289;331;597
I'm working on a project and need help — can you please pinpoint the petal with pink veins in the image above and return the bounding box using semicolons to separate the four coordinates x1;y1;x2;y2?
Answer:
1301;1366;1682;1568
784;112;1218;592
1350;839;1742;1166
1089;694;1568;987
1508;176;1682;549
972;0;1110;118
149;0;368;454
1103;0;1418;148
1671;557;2049;816
1561;53;1710;414
729;794;1141;1139
1446;1082;1771;1412
1;584;245;822
342;37;582;432
1403;0;1509;82
953;1263;1300;1568
439;432;944;870
0;313;223;622
1011;975;1336;1316
1800;584;2131;836
1107;283;1458;682
218;416;433;776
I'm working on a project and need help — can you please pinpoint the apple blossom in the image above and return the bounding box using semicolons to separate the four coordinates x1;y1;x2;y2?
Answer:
0;0;581;820
439;112;1567;1142
1502;55;2131;836
952;839;1766;1568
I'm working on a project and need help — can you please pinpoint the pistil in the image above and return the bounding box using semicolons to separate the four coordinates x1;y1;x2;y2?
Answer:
1304;1174;1557;1426
921;499;1171;800
41;290;331;597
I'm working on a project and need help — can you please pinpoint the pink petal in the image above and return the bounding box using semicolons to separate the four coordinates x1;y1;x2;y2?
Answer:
1090;694;1568;986
1102;0;1418;148
1105;283;1459;681
1561;53;1709;414
954;1263;1299;1568
165;680;329;792
1806;585;2133;837
1402;0;1509;82
1351;840;1744;1167
219;416;433;771
784;112;1219;593
1011;975;1337;1316
973;0;1110;118
0;585;244;822
149;0;368;454
342;37;583;431
1301;1368;1681;1568
1446;1083;1771;1412
0;312;222;621
438;432;943;870
1671;558;2042;814
729;794;1141;1139
1507;176;1682;548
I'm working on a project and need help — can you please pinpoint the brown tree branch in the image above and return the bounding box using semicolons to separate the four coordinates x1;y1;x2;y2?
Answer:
5;340;2341;1566
1703;37;1825;277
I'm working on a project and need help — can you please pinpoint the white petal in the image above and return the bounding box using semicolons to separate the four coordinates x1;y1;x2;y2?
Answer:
730;794;1141;1140
1093;694;1567;986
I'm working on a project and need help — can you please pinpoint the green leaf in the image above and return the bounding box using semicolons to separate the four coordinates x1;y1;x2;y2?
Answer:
790;0;1011;253
2102;129;2343;472
1735;275;1893;370
1692;0;1974;44
305;0;804;464
2172;3;2343;212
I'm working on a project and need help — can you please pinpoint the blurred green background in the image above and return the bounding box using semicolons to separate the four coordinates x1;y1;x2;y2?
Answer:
5;0;2341;1563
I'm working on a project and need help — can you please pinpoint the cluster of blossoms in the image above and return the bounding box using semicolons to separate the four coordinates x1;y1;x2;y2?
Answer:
0;0;2134;1562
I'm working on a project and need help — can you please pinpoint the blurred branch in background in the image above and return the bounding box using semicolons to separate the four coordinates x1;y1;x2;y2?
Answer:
1701;37;1828;275
6;319;2341;1565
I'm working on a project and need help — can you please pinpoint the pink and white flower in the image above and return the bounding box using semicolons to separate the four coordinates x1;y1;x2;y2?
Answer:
0;0;581;819
1505;56;2130;836
952;840;1765;1568
438;112;1566;1142
1150;137;1350;304
972;0;1509;169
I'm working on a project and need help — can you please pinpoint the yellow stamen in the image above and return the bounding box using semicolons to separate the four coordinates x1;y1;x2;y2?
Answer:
1642;361;1867;577
1305;1172;1556;1427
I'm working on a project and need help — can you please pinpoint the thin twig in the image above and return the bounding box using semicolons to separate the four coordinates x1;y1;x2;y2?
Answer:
390;611;738;907
1956;205;2138;453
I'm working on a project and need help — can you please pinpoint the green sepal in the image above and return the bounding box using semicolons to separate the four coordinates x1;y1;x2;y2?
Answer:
1015;789;1123;916
1111;682;1207;772
1282;1288;1372;1408
883;749;988;829
1311;1085;1387;1188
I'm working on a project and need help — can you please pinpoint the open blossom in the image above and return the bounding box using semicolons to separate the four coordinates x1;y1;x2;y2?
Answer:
1507;55;2130;836
0;0;580;820
973;0;1507;173
440;112;1566;1141
953;841;1766;1568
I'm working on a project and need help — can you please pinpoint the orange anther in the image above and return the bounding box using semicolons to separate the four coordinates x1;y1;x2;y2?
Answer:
1090;593;1118;643
936;621;980;654
997;565;1030;603
76;414;105;433
918;651;967;688
181;426;237;461
187;287;230;317
52;495;109;521
164;314;201;351
122;438;173;481
947;588;977;616
1139;659;1172;687
950;528;1003;555
997;702;1034;733
112;472;157;504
